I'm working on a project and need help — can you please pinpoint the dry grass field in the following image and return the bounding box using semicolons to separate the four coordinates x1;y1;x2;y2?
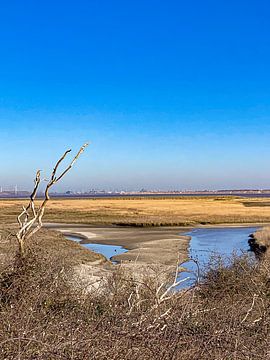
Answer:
1;240;270;359
1;199;270;359
0;227;106;265
1;196;270;226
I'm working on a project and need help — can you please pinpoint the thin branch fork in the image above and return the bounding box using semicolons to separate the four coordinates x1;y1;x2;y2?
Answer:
16;143;89;256
156;255;192;304
17;170;41;228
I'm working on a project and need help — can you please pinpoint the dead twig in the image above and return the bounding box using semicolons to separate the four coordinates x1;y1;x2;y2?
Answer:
16;143;89;256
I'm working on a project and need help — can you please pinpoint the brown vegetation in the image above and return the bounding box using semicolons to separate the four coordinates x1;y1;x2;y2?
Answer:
249;226;270;257
0;230;269;359
0;227;106;267
2;196;270;227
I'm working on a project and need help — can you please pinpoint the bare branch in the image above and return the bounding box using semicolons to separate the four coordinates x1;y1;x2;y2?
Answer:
17;170;41;229
16;143;89;256
51;149;71;182
241;294;258;323
55;143;89;182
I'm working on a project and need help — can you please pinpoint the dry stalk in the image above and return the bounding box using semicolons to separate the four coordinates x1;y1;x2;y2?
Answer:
241;294;258;323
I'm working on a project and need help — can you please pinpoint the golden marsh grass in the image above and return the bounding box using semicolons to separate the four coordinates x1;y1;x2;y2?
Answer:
1;196;270;226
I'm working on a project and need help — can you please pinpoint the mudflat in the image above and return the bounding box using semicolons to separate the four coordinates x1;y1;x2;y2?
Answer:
47;224;190;266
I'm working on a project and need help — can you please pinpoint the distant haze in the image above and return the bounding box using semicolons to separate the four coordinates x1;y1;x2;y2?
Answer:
1;1;270;191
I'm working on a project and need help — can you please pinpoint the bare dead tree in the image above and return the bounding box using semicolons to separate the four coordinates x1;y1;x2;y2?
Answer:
16;143;89;256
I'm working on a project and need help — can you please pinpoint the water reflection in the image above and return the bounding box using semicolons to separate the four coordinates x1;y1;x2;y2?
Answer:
65;235;127;262
177;227;259;289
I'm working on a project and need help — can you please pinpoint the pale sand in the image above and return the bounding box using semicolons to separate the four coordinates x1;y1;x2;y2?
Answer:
45;224;191;292
46;223;190;266
56;228;97;240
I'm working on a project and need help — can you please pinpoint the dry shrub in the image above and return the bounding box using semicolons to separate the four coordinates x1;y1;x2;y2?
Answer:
253;226;270;244
249;226;270;257
0;240;270;359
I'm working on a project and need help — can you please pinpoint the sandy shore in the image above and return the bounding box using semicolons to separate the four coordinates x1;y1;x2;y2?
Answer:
46;223;191;266
43;223;262;291
46;222;266;266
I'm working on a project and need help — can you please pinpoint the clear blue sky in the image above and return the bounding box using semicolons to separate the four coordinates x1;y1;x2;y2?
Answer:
1;0;270;191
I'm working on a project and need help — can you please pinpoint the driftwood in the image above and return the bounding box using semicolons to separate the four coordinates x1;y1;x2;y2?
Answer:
16;143;89;256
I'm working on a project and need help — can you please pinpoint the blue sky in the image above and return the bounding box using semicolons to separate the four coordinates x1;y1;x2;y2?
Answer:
1;0;270;191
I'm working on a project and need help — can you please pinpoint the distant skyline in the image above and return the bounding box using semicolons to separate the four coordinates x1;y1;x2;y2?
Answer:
1;1;270;191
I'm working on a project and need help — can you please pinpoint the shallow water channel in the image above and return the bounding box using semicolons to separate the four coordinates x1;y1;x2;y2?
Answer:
178;226;259;287
66;226;259;287
65;235;127;263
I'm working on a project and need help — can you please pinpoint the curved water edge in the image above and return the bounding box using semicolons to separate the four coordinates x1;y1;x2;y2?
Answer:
64;226;259;280
177;226;259;288
65;234;127;263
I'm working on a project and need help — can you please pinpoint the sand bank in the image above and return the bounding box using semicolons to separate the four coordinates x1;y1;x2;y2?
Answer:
46;223;190;266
